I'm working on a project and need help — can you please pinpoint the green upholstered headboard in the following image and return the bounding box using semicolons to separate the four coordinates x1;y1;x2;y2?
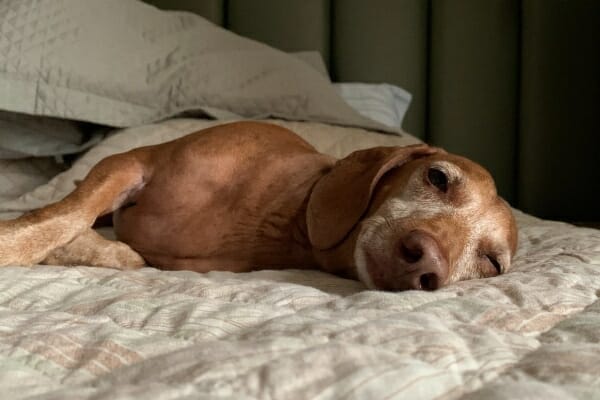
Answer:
144;0;600;222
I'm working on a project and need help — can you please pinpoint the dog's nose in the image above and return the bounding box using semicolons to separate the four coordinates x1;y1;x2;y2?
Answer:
397;230;448;291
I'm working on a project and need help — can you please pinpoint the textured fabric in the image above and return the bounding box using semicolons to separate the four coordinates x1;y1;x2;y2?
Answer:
0;215;598;399
0;120;599;398
0;0;388;133
0;51;327;161
0;111;103;159
0;158;63;203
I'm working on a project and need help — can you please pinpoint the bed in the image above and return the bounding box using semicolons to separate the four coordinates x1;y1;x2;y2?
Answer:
1;1;600;399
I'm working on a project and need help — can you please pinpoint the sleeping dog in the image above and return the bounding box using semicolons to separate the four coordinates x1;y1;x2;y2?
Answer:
0;122;517;291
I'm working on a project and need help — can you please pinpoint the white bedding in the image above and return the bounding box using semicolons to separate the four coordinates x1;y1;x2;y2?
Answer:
1;120;599;399
0;158;63;205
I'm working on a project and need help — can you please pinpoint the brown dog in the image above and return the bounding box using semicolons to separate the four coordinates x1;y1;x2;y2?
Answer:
0;122;517;291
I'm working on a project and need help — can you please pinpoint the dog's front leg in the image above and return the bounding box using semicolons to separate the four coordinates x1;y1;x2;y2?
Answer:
0;152;148;267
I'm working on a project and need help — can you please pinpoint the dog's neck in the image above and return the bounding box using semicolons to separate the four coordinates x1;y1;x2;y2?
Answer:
277;167;360;277
293;178;359;280
310;229;360;280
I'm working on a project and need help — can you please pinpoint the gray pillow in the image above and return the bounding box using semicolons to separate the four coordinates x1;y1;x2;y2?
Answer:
0;0;389;133
0;51;324;160
0;111;104;159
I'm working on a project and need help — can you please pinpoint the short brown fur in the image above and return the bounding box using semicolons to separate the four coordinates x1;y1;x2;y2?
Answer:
0;122;517;291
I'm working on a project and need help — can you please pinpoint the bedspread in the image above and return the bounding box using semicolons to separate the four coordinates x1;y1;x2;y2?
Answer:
0;212;599;399
1;120;599;399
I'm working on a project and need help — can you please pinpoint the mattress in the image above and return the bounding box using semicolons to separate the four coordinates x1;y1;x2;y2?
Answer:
0;120;599;399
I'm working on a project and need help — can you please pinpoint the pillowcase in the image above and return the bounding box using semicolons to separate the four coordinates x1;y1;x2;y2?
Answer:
0;51;328;160
0;111;104;159
334;83;413;130
0;158;64;204
0;0;388;133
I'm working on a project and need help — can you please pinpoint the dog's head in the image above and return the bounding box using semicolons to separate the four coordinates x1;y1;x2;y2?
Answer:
307;144;517;291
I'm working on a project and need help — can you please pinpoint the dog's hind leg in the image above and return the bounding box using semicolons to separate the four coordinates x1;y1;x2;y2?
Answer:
42;228;145;269
0;151;149;267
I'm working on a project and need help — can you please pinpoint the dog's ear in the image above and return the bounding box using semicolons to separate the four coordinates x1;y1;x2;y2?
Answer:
307;144;440;250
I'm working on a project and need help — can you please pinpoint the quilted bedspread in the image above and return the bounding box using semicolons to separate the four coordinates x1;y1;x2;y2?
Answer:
1;120;599;399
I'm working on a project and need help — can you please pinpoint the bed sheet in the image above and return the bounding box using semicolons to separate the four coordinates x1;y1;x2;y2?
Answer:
0;158;63;205
0;120;599;400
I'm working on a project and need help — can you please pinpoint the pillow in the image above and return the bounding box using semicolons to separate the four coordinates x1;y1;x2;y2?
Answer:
0;158;64;204
292;51;330;77
334;83;412;130
0;0;389;134
0;111;104;159
0;50;323;160
0;51;406;161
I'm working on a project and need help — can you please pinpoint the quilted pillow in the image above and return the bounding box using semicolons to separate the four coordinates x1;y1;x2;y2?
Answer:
0;0;389;133
0;111;104;159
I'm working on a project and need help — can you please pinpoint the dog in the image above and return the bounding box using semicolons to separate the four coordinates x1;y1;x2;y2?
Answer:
0;121;517;291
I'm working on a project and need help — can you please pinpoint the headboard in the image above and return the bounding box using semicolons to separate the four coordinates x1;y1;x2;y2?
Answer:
144;0;600;223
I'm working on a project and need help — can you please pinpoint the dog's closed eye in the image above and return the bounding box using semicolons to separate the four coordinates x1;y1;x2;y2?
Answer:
485;255;502;275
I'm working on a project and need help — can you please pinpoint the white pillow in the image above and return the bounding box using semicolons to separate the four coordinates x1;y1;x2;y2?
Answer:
0;111;104;159
0;158;63;204
335;83;412;130
0;1;385;134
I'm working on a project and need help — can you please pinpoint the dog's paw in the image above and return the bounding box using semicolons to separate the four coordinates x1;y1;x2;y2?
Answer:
103;241;146;270
42;230;146;270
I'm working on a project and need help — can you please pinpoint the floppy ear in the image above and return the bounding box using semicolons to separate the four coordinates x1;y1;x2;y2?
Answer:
307;144;440;250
